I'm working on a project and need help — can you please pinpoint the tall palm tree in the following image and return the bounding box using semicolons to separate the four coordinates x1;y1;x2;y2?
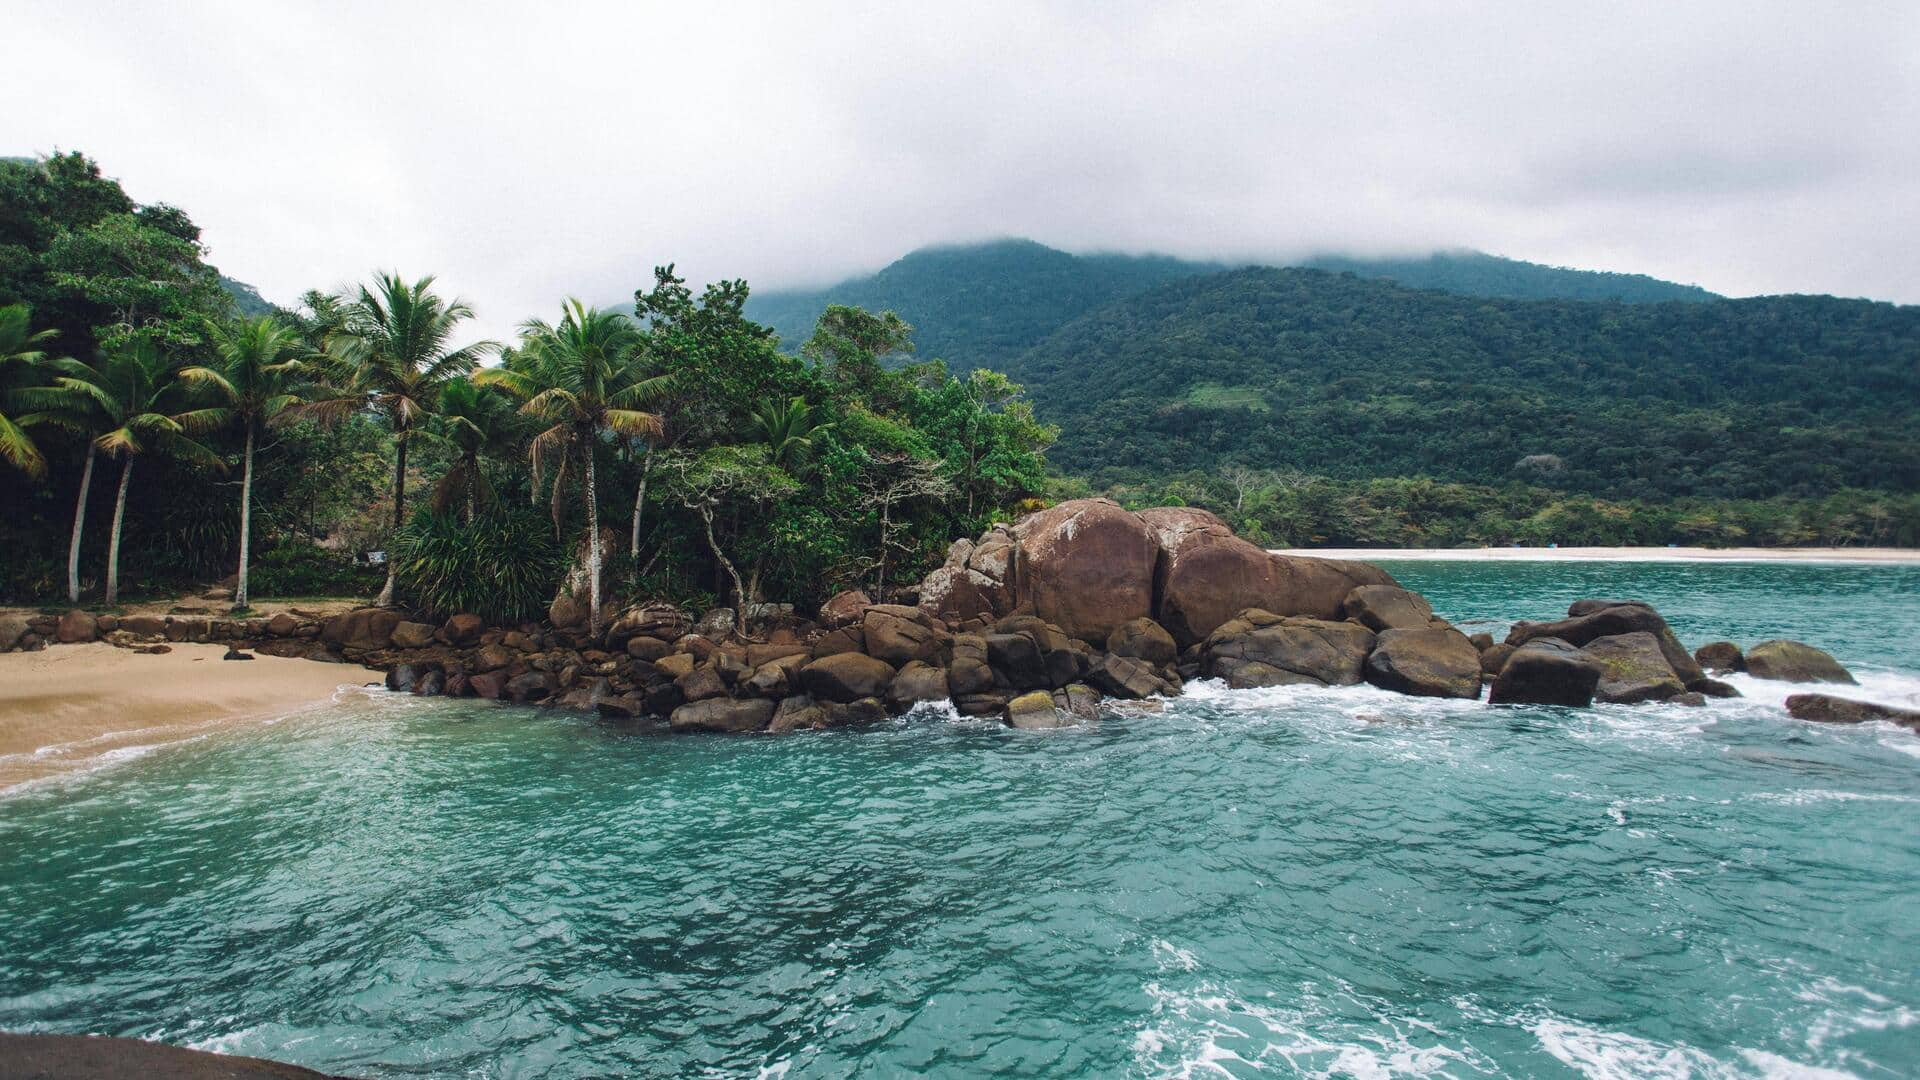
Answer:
308;273;493;607
749;395;831;475
431;375;522;523
0;303;64;478
480;300;669;638
177;316;308;609
41;341;220;604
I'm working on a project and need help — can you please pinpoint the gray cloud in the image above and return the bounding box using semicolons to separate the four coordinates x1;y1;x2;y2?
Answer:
14;1;1918;344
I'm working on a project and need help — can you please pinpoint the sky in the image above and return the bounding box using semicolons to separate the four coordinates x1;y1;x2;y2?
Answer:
13;1;1920;344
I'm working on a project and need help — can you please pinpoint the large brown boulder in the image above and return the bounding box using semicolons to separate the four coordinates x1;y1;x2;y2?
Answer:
1488;638;1601;707
1006;689;1068;729
1085;654;1178;699
818;590;872;630
947;634;995;696
442;613;485;646
1203;610;1375;688
1582;632;1686;704
916;532;1017;624
670;697;775;733
800;652;896;703
0;614;29;651
861;605;951;666
1507;602;1704;687
886;661;951;713
1342;585;1435;633
605;603;691;648
1009;498;1158;642
1107;617;1177;666
1745;640;1855;684
56;609;99;643
1363;628;1483;699
390;620;436;649
1693;641;1744;674
1785;694;1920;731
0;1033;337;1080
321;607;402;651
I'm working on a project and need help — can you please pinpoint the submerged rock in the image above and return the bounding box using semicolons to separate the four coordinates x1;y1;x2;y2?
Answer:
670;697;774;733
1006;689;1068;728
1784;694;1920;730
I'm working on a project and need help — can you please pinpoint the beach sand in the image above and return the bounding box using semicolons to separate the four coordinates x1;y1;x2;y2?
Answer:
1275;546;1920;564
0;642;376;789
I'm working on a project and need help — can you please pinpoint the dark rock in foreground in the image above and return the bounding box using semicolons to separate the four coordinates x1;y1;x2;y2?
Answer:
0;1032;348;1078
1488;638;1601;707
1784;694;1920;731
1582;632;1687;704
1362;627;1482;699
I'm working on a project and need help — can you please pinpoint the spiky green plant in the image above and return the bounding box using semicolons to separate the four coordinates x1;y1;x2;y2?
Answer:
0;303;65;478
390;507;567;624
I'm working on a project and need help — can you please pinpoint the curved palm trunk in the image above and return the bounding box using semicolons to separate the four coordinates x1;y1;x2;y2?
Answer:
234;424;254;609
376;434;406;607
105;456;133;606
584;446;602;639
630;446;651;559
67;442;96;603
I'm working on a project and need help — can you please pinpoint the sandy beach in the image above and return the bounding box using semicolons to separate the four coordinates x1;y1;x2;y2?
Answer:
0;642;375;789
1275;546;1920;565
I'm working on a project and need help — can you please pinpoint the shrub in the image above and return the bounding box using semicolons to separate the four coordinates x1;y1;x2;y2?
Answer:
250;542;377;599
391;507;566;624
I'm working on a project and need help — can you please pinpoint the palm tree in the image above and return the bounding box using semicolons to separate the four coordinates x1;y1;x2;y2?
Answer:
0;303;64;478
480;300;669;638
41;341;220;604
432;375;522;523
308;273;493;607
749;395;831;475
177;316;308;609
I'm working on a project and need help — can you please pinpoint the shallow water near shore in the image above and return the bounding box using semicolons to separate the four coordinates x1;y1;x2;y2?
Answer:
2;561;1917;1078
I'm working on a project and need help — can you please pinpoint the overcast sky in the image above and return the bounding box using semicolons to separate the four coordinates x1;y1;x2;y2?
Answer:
15;1;1919;343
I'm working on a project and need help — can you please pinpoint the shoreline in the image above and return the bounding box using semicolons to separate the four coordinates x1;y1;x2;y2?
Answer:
1273;546;1920;565
0;643;373;790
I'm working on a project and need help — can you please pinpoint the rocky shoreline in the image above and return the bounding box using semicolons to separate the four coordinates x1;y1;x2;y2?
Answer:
2;499;1905;735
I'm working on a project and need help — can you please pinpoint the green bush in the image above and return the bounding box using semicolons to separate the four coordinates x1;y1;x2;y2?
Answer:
391;507;567;624
250;542;377;599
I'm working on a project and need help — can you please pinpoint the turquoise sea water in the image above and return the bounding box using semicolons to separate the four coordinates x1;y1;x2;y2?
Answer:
2;561;1917;1078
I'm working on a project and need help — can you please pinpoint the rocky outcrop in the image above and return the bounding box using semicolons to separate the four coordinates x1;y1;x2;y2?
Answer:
1107;617;1176;666
320;607;402;651
1693;641;1744;674
1507;601;1705;687
1202;610;1374;688
1341;585;1434;633
1488;638;1602;707
1745;640;1856;684
1362;628;1482;699
670;697;776;733
1010;498;1158;642
0;1033;343;1079
1582;632;1686;704
800;652;895;703
1784;694;1920;731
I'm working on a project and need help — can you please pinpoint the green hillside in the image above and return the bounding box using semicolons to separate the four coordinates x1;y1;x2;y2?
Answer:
1301;250;1718;304
1009;268;1917;501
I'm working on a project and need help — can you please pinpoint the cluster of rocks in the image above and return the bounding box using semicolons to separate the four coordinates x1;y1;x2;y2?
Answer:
4;498;1904;736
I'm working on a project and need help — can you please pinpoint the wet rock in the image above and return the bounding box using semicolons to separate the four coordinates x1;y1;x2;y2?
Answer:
1488;638;1601;707
1006;689;1068;729
390;620;437;649
1507;602;1704;687
1085;654;1178;699
1468;631;1495;653
441;613;485;646
1363;628;1483;700
770;694;829;733
1107;617;1177;666
886;661;951;713
670;697;774;733
985;631;1049;691
1056;683;1103;722
825;697;889;728
800;652;895;703
505;671;552;703
1203;611;1375;687
1567;598;1647;617
222;646;255;662
1342;585;1435;633
1784;694;1920;730
1745;640;1855;685
1693;641;1745;674
1582;632;1686;704
414;669;445;696
1480;642;1517;677
946;634;994;696
469;671;507;700
1693;677;1742;699
386;664;418;692
1671;692;1707;707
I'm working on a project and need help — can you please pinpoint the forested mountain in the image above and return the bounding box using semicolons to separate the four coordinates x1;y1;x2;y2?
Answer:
1010;268;1918;501
219;275;274;316
745;240;1719;366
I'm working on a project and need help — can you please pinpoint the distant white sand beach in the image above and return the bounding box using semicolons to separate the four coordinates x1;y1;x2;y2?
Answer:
1275;546;1920;565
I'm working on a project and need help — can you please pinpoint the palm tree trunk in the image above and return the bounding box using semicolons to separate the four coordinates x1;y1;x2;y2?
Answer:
67;442;96;603
376;433;406;607
630;446;651;559
584;445;602;639
105;456;133;606
235;423;254;609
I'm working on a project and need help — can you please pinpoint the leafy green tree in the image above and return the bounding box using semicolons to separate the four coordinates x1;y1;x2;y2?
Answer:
0;303;64;477
310;273;494;606
803;304;912;403
40;341;220;602
749;395;831;474
177;316;309;608
431;375;522;522
481;300;669;637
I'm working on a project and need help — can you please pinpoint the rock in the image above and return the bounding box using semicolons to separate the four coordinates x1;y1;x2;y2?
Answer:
414;669;445;696
1567;598;1647;617
1693;677;1741;698
1488;638;1601;707
1006;689;1068;729
1468;631;1495;652
653;652;697;680
321;607;403;651
1363;628;1483;699
470;643;515;673
818;590;872;630
119;614;167;638
0;614;28;651
95;614;120;633
693;607;737;639
1784;694;1920;730
468;671;507;699
505;671;552;703
861;605;951;666
1480;642;1517;677
264;612;300;637
1342;585;1435;633
954;691;1012;717
1107;617;1177;666
886;661;951;713
1668;692;1706;706
1203;612;1375;687
222;646;255;661
1745;640;1855;684
642;681;685;717
441;613;485;646
606;603;691;647
826;697;890;728
670;697;775;733
1086;654;1178;699
1056;683;1102;722
626;635;672;661
56;609;98;643
548;591;589;630
0;1033;341;1080
595;691;646;719
769;694;829;733
390;620;436;649
996;616;1090;688
1506;602;1704;687
1582;632;1687;704
916;533;1017;625
800;651;896;703
947;634;994;696
386;664;417;692
501;630;535;651
676;663;729;702
1010;498;1158;642
985;631;1048;691
742;653;810;698
746;643;810;667
809;625;865;659
1693;641;1745;674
